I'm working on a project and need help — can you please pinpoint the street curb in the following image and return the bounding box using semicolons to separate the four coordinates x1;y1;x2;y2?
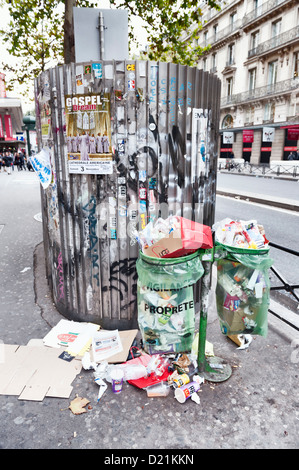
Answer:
218;170;299;182
216;189;299;212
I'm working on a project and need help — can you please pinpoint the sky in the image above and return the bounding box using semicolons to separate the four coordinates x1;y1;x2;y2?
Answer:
0;2;147;114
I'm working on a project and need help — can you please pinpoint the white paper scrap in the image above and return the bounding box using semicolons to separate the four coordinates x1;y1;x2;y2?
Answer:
92;330;123;362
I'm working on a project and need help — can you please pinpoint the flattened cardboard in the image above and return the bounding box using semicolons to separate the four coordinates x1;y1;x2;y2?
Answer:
0;342;82;401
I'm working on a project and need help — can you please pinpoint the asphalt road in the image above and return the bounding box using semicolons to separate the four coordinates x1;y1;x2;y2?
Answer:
217;173;299;202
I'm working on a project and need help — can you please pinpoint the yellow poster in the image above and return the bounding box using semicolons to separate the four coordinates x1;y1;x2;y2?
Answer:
65;93;113;174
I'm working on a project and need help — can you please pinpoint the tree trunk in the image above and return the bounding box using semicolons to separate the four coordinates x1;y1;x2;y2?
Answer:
64;0;76;64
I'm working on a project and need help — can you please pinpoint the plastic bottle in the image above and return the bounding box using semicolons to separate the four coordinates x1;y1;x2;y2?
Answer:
119;363;147;381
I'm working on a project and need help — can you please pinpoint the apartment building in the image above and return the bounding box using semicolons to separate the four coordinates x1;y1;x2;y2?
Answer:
197;0;299;163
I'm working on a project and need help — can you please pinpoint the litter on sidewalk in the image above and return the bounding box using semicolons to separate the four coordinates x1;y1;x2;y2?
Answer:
0;214;271;413
0;339;82;401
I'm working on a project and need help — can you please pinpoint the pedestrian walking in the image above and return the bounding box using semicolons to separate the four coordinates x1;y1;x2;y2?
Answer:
287;151;296;160
14;151;20;170
19;151;25;170
0;152;4;172
4;151;13;174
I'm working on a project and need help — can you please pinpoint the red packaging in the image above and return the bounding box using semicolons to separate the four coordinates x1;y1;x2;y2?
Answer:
143;217;213;258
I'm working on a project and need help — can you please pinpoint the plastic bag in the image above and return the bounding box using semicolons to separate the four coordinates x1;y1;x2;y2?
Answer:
136;251;204;353
215;250;273;337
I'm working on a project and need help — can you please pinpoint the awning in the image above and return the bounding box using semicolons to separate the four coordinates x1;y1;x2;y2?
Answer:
280;124;299;129
0;97;24;133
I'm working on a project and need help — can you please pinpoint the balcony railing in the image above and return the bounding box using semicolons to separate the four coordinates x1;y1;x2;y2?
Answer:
221;77;299;107
242;0;290;27
248;25;299;58
199;19;242;48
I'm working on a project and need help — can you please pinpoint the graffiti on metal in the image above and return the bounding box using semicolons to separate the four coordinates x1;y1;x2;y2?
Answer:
34;61;220;328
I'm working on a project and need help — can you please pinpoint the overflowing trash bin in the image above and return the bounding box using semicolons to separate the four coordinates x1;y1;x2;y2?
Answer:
213;218;273;337
136;250;204;354
134;215;213;354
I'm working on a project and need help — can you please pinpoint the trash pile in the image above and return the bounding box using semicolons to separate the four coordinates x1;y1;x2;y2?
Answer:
66;215;215;410
81;342;206;407
0;215;273;414
213;218;273;337
133;215;213;258
213;218;269;250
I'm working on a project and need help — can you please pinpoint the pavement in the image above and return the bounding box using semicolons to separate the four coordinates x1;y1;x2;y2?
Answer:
0;169;298;451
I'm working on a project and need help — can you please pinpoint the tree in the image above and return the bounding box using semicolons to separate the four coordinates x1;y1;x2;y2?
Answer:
0;0;220;94
113;0;220;65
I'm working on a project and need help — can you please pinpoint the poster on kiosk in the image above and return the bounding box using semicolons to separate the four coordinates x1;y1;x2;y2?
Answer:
65;93;113;175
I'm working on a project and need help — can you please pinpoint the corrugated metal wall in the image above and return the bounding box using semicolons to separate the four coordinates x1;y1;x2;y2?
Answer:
34;61;221;329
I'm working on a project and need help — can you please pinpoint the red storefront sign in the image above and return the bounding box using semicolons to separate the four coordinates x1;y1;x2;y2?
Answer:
284;146;297;151
220;148;233;152
287;128;299;141
243;130;254;143
0;116;3;139
261;147;272;152
4;114;13;140
243;147;252;152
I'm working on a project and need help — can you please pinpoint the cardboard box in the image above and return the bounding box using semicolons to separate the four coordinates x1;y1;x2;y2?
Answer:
143;217;213;258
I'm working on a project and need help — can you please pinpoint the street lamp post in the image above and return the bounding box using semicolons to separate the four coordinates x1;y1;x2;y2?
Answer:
22;115;36;157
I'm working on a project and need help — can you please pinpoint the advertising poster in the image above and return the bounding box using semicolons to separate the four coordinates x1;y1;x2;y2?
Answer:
4;114;13;140
263;127;275;142
243;129;254;143
287;127;299;141
223;131;234;144
65;93;113;174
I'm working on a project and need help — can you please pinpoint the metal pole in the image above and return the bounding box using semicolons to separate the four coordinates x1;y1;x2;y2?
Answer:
197;260;232;382
99;12;105;60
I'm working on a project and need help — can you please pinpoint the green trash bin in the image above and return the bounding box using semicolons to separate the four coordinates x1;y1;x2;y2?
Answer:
136;250;204;354
215;242;273;337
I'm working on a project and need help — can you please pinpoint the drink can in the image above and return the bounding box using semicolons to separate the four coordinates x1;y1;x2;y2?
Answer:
173;373;190;388
174;381;200;403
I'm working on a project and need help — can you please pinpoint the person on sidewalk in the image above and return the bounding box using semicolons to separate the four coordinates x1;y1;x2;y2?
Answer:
14;151;20;170
288;151;296;160
19;151;25;170
4;151;13;174
0;152;4;172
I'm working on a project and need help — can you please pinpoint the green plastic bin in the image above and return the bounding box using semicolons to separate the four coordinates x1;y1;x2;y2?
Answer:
215;242;273;337
136;250;204;354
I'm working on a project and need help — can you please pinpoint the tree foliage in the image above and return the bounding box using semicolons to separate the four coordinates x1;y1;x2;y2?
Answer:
113;0;220;65
0;0;220;93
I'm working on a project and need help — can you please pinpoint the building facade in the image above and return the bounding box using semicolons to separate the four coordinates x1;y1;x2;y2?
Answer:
0;72;24;153
197;0;299;163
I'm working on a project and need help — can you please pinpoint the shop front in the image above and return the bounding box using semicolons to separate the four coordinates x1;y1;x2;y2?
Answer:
0;75;24;154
